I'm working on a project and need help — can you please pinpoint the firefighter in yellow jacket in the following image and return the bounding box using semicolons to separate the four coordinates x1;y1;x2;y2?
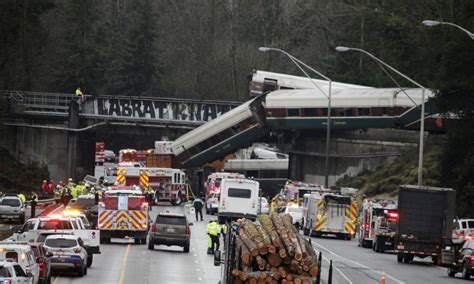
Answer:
207;219;220;254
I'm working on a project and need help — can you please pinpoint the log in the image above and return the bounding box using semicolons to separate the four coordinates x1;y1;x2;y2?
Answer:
278;244;287;258
236;237;252;265
243;220;268;255
256;255;267;270
278;266;287;279
238;228;259;257
256;224;275;253
286;273;294;281
296;234;308;258
271;214;295;256
282;214;304;261
258;214;282;247
267;252;283;267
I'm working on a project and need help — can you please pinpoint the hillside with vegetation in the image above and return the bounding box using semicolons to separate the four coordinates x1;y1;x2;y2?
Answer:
336;141;473;217
0;146;50;194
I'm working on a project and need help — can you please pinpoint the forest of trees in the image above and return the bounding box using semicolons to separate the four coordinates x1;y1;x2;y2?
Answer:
1;0;473;214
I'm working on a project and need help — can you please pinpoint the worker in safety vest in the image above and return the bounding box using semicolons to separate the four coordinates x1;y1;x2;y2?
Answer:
75;87;85;103
30;192;38;218
207;219;220;254
18;193;26;205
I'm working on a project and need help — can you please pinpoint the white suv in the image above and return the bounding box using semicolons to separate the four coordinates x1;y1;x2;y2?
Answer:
0;243;39;284
43;235;88;277
0;261;34;284
0;196;25;224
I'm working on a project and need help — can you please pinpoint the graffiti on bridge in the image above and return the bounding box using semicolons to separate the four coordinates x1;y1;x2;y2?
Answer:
94;98;236;122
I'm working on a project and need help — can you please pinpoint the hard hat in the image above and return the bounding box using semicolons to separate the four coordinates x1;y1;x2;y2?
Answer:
68;178;73;182
43;180;47;183
85;184;90;188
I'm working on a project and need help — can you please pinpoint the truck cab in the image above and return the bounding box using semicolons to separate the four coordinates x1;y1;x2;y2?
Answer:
218;178;259;223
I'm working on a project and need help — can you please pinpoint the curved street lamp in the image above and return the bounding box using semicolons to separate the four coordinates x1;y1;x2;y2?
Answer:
422;20;474;40
259;47;333;188
335;46;427;186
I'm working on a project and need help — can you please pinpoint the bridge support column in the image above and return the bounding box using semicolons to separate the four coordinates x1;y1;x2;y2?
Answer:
66;101;80;180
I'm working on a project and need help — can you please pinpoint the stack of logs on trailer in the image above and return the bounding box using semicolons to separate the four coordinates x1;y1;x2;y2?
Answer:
230;214;319;284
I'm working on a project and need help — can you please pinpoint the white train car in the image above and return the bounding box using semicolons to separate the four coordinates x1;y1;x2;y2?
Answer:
171;96;266;168
264;87;438;130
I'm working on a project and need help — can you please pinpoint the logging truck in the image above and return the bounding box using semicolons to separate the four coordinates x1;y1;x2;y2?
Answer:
214;215;321;284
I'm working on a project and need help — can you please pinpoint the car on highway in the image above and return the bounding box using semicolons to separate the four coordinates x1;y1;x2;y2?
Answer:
206;192;220;215
148;212;191;253
259;197;270;214
447;239;474;279
0;195;25;224
43;234;88;277
0;261;35;284
29;243;52;284
0;243;40;284
284;206;305;230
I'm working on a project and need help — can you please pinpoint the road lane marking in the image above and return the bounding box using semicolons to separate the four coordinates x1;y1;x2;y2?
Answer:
52;276;58;284
320;252;353;284
312;241;406;284
119;243;131;284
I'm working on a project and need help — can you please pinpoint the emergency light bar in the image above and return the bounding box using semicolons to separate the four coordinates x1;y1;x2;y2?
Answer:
388;212;399;218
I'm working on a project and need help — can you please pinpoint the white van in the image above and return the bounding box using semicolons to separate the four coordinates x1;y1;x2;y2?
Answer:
218;178;259;223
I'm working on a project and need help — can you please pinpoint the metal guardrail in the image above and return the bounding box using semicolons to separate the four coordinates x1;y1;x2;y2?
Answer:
3;90;75;114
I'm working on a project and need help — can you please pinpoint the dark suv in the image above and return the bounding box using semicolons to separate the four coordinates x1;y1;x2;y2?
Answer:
148;213;191;253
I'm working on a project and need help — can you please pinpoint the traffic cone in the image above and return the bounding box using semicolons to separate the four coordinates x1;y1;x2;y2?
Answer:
380;272;386;284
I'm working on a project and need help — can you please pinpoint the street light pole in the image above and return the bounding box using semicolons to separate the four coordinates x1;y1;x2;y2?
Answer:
422;20;474;40
259;47;332;188
335;46;427;186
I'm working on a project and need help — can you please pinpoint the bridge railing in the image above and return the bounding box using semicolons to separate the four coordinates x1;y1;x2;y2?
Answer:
3;90;76;115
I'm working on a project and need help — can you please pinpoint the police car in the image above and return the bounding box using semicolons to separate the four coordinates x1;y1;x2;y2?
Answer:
43;234;88;277
0;260;35;284
0;243;40;283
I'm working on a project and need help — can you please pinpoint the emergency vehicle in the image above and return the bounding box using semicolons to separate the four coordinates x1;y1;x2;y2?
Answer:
303;193;357;240
98;187;149;244
205;172;245;214
359;199;398;253
118;167;186;205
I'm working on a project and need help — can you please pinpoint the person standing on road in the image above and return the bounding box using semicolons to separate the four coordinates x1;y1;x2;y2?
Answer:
192;196;204;221
18;192;26;206
30;191;38;218
207;219;220;254
41;180;49;197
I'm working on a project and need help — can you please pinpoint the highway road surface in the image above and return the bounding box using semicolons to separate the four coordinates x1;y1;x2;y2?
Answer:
50;203;221;284
2;204;471;284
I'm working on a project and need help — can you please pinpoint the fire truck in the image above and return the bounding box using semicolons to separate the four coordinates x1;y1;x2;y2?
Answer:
303;193;358;240
119;167;186;205
359;199;398;253
98;186;149;244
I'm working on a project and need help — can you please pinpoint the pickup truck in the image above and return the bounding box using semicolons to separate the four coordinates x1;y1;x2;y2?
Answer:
10;215;100;267
0;196;25;224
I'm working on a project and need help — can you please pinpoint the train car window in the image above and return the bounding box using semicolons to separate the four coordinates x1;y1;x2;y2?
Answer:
315;108;327;116
279;86;295;90
263;78;278;93
287;109;300;117
344;108;356;117
302;108;317;117
331;108;345;116
357;108;371;116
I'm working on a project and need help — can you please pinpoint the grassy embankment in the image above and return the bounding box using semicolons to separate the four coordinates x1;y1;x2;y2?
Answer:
336;146;442;199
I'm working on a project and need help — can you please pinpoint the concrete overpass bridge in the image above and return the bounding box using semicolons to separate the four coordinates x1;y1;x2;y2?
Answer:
1;90;239;180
